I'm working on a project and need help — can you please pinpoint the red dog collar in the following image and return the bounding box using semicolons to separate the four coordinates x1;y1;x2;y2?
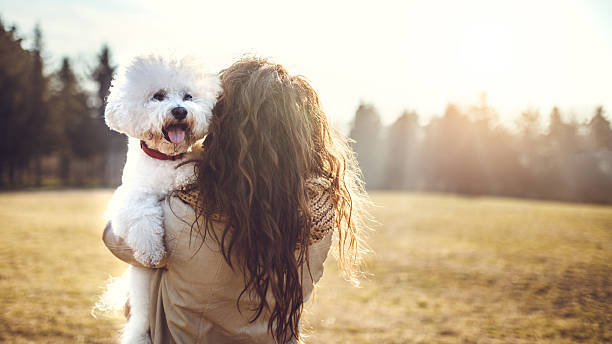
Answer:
140;141;185;161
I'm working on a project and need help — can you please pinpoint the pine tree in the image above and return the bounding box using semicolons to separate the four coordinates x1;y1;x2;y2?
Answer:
514;107;544;195
349;103;384;189
384;111;419;189
517;108;541;141
421;104;472;193
589;106;612;151
50;58;92;184
0;21;33;185
544;107;582;200
91;45;124;185
92;45;114;120
470;92;497;127
28;24;49;186
548;107;579;154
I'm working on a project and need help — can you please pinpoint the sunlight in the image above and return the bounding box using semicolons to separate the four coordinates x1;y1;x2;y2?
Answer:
1;0;610;125
458;25;514;90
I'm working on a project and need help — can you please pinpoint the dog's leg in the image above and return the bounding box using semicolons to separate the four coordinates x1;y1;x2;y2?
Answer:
125;194;166;266
107;188;166;266
122;266;152;344
105;185;132;238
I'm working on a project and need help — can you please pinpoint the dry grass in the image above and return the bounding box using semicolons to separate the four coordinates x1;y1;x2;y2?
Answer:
0;190;122;344
303;193;612;344
0;190;610;343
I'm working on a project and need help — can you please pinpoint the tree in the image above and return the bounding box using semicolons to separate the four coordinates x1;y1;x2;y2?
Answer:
384;110;419;189
91;45;124;185
50;58;93;184
588;106;612;151
548;107;579;154
514;107;544;196
92;45;115;120
349;103;384;189
517;107;541;141
0;20;34;185
543;107;582;200
28;24;50;186
470;92;498;128
571;106;612;203
421;104;475;193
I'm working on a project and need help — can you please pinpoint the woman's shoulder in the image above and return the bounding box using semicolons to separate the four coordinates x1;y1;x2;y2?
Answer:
176;188;200;212
174;188;227;223
175;179;336;249
301;177;337;248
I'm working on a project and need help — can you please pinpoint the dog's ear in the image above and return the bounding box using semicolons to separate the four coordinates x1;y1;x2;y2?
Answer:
104;62;134;134
104;93;126;134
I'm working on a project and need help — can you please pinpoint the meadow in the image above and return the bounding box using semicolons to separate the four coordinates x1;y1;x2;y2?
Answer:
0;190;610;343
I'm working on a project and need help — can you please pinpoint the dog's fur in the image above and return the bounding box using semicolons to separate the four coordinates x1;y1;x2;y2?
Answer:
104;54;220;344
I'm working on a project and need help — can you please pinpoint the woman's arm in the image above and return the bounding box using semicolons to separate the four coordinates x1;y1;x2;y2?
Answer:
102;222;167;268
299;178;336;299
300;231;333;302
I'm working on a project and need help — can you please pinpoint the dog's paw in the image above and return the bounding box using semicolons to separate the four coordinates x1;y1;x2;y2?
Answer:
133;245;166;267
127;225;166;267
130;233;166;266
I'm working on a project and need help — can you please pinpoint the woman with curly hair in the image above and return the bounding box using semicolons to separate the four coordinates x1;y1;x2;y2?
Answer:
103;57;370;343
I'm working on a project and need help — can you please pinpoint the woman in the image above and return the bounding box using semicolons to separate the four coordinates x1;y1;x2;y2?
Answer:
103;57;369;343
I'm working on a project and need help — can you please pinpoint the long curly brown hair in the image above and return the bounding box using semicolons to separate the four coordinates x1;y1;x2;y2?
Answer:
193;57;370;342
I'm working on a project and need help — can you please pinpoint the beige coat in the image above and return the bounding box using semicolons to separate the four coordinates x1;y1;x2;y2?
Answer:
103;195;332;343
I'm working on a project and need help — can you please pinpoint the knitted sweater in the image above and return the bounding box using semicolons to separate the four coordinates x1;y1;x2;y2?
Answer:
177;177;336;248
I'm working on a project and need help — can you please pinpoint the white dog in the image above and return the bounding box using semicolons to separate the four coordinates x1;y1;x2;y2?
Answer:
103;54;220;344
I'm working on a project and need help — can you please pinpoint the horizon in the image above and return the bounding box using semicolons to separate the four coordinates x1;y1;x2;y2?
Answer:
1;0;611;130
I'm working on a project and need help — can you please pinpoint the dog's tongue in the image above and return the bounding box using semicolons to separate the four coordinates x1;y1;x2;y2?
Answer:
168;127;185;144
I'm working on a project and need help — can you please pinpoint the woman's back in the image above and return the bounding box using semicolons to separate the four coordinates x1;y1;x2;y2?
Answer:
148;196;332;343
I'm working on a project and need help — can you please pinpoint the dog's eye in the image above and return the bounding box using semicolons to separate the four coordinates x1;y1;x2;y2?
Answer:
152;91;166;101
183;93;192;101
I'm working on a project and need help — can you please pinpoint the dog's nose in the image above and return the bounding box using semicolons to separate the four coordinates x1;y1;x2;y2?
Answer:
171;107;188;121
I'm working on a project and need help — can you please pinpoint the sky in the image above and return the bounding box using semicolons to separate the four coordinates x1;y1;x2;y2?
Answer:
1;0;611;130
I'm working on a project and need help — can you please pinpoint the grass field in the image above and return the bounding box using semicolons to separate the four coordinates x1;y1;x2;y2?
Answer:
0;190;610;343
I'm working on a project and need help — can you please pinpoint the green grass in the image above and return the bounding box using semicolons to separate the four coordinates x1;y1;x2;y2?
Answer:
0;191;610;343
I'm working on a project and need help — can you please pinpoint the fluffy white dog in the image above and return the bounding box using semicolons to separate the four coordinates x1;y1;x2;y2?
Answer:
103;54;220;344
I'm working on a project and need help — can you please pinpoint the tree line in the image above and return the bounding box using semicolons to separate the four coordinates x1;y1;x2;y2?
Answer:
0;18;125;187
350;94;612;203
2;17;611;204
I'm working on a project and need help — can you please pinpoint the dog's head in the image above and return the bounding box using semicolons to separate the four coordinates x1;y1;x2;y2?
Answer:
105;54;220;155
